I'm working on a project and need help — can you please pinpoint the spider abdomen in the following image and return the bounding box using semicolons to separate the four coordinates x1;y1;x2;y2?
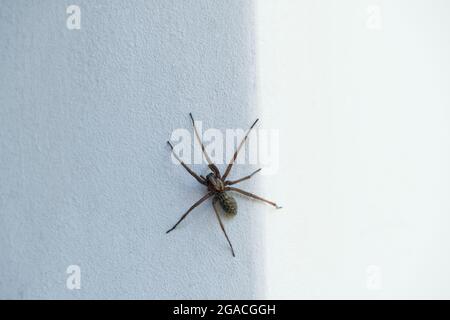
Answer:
216;192;237;216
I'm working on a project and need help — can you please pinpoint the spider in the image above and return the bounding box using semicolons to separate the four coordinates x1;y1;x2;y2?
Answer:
166;113;281;257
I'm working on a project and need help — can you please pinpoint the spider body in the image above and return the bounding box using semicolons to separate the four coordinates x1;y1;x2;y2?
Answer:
215;192;238;216
206;172;225;192
166;113;281;257
205;172;237;216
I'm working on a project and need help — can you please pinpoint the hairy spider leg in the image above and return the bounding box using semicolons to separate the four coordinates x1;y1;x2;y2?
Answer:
167;141;206;185
225;168;262;186
222;118;259;180
166;192;214;233
225;186;282;209
189;113;221;177
213;198;235;257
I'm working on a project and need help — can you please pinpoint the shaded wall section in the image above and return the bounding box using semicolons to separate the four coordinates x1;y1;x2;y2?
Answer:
0;0;263;299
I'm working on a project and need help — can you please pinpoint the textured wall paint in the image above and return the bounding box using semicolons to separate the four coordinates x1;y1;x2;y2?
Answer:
0;1;264;299
5;0;450;300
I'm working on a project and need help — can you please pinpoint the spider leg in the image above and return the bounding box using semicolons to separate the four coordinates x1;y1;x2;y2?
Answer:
222;118;259;180
166;192;214;233
167;141;206;185
225;186;282;209
189;113;221;176
213;198;235;257
225;168;261;186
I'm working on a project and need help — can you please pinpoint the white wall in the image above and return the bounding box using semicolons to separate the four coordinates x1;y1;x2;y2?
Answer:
257;0;450;299
1;0;450;299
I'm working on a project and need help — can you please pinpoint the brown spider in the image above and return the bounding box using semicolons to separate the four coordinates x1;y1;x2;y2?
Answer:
166;113;281;257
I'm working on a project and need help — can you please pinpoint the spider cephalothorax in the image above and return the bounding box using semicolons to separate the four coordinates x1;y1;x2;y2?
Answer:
206;172;225;193
166;113;281;257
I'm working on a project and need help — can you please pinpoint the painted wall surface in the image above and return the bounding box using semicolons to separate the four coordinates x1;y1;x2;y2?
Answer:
2;0;450;299
256;0;450;298
0;1;262;299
